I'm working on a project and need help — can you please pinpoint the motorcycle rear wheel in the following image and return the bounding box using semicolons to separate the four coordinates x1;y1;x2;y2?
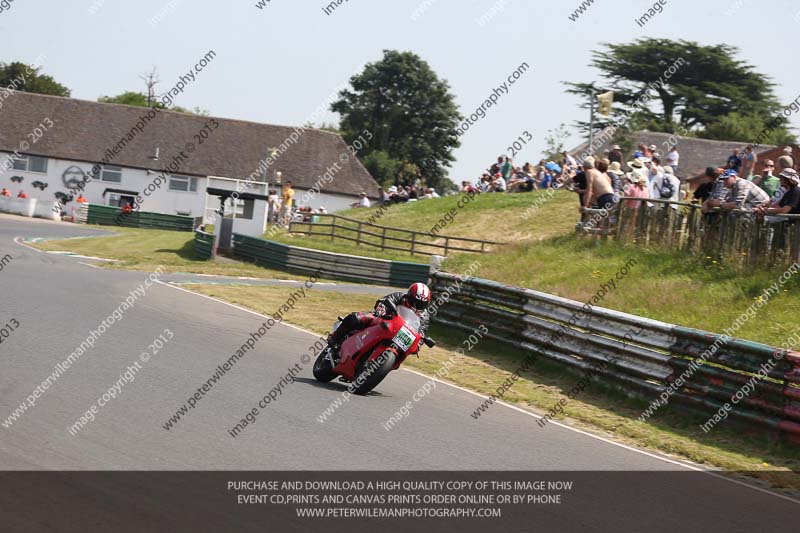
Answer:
313;348;337;383
353;350;396;395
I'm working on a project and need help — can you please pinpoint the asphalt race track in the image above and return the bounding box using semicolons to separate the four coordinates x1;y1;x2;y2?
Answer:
0;216;797;530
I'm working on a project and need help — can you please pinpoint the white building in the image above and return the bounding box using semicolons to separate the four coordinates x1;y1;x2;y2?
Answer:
0;92;380;233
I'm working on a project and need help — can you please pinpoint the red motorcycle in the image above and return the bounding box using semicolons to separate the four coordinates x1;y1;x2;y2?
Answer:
313;300;435;395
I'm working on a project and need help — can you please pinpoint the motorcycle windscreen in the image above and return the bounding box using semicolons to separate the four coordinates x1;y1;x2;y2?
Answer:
397;305;421;332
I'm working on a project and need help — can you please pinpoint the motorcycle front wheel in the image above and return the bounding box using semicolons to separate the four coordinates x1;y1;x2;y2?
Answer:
353;350;396;395
312;348;337;383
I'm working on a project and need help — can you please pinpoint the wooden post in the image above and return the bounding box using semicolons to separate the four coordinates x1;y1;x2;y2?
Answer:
381;227;386;251
444;237;450;256
410;233;416;256
330;216;336;241
357;222;363;246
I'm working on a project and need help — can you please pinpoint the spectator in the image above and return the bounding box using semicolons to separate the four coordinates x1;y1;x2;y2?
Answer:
726;148;742;173
623;169;650;209
0;187;11;197
751;160;780;198
406;185;418;200
572;158;592;208
350;192;371;208
665;145;679;174
281;181;295;222
76;194;88;203
740;145;758;179
659;167;681;209
638;144;652;159
489;172;507;192
562;151;578;172
644;157;664;198
777;146;795;172
609;144;624;165
506;168;527;193
692;167;720;205
607;161;624;197
648;144;660;158
715;170;770;211
17;190;28;199
396;186;409;202
267;189;279;222
490;156;503;176
754;169;800;220
500;157;513;181
585;158;614;209
539;168;554;190
422;188;440;199
379;187;390;205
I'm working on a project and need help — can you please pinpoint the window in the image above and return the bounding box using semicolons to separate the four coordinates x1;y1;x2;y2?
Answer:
235;198;254;220
100;165;122;183
168;175;198;192
11;154;48;173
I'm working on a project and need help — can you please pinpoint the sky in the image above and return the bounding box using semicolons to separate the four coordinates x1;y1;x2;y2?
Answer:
2;0;799;184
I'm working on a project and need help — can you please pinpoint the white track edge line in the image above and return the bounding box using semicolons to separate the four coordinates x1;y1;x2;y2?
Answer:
154;280;800;505
13;236;43;253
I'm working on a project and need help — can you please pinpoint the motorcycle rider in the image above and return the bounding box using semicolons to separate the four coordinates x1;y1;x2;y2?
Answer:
326;282;432;360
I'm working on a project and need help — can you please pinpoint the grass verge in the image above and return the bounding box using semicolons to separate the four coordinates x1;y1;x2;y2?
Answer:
184;283;800;491
445;234;800;347
30;226;302;279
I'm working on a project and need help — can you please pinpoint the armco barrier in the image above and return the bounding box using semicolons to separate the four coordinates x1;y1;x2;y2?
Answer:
85;204;193;232
0;197;59;220
430;271;800;442
194;230;214;260
233;233;430;287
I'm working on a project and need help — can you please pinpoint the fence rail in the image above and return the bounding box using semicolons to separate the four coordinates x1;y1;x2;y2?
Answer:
289;213;497;257
83;204;194;232
233;233;431;288
580;198;800;266
430;271;800;442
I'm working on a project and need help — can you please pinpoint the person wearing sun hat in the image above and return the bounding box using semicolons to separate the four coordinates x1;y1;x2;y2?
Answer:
607;161;624;196
622;168;650;209
755;169;800;221
609;144;624;164
626;157;646;171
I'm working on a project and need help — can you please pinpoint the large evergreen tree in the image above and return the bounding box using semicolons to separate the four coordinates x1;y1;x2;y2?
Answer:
566;39;795;144
331;50;462;189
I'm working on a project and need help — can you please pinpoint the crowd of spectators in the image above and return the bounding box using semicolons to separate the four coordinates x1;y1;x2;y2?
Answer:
457;154;574;196
571;141;800;227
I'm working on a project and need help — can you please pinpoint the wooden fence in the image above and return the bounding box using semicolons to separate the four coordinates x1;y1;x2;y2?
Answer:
288;213;497;257
579;198;800;266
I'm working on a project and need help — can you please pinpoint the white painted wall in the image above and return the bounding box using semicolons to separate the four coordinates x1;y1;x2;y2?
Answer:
0;152;208;220
0;153;365;235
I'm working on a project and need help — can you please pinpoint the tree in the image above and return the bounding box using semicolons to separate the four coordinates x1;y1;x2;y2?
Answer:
98;91;150;107
703;111;796;146
331;50;462;189
565;39;795;143
541;123;570;160
0;61;70;96
98;90;208;115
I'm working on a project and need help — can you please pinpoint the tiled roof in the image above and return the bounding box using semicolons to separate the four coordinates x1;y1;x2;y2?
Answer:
0;91;380;197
